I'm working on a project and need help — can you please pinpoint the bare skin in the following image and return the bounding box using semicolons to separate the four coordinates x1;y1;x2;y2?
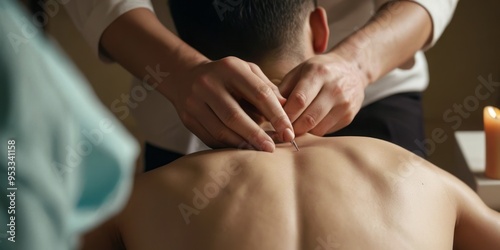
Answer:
80;3;500;249
281;1;433;136
101;8;293;152
98;0;434;150
83;135;500;250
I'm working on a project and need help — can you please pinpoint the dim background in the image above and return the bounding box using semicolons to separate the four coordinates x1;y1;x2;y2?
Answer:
45;0;500;175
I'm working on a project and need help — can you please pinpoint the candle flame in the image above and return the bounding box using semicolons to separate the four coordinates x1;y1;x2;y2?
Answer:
487;107;497;119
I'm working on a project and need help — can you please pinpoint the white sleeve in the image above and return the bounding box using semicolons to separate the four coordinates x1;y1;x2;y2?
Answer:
374;0;459;50
410;0;459;50
63;0;154;61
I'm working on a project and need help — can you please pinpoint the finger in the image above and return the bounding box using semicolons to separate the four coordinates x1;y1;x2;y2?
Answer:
266;131;281;143
282;73;323;123
182;106;246;149
309;104;355;136
203;82;276;152
227;64;295;143
248;63;286;104
292;86;333;135
181;112;224;148
278;64;302;98
241;101;267;125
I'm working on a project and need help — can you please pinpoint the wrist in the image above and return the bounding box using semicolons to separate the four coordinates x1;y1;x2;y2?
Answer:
161;43;210;96
173;43;210;72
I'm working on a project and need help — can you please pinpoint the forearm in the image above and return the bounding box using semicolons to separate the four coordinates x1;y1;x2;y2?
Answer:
100;8;207;97
100;8;294;149
330;1;432;85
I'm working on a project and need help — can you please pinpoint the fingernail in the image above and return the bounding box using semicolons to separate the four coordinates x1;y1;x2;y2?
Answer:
283;128;295;142
261;140;275;152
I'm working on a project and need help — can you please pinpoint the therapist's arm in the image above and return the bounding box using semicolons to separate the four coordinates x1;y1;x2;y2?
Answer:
280;0;456;136
100;9;295;151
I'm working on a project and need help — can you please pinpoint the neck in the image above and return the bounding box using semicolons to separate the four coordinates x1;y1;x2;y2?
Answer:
256;57;304;85
254;56;305;134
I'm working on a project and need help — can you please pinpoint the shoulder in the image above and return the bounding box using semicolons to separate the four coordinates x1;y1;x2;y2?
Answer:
80;216;125;250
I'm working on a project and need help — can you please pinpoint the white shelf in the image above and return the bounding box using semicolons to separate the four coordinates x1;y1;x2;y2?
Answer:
455;131;500;210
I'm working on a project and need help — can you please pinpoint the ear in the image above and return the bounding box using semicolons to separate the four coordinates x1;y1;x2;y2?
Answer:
309;7;329;54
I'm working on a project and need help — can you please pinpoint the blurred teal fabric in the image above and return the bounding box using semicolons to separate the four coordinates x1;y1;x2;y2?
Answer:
0;1;139;249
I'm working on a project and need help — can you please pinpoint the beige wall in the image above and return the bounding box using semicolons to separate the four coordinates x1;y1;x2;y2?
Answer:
47;10;143;171
47;1;500;173
423;0;500;171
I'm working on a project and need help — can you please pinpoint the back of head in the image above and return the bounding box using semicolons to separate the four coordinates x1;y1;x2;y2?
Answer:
169;0;315;63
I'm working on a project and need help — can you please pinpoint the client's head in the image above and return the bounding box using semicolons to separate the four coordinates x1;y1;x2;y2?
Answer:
169;0;329;80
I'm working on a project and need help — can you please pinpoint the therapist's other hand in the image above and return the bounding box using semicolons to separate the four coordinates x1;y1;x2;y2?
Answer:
279;53;368;136
167;56;295;152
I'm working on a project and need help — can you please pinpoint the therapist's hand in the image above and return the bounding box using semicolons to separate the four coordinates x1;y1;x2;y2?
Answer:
279;53;368;136
276;1;433;137
166;56;295;152
99;9;294;152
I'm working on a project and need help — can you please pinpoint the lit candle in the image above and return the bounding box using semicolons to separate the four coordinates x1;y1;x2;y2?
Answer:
484;106;500;179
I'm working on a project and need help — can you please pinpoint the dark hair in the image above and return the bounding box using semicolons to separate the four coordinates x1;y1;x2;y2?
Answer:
169;0;314;62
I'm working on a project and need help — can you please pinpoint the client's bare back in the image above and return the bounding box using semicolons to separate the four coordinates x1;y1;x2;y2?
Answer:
112;135;472;250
